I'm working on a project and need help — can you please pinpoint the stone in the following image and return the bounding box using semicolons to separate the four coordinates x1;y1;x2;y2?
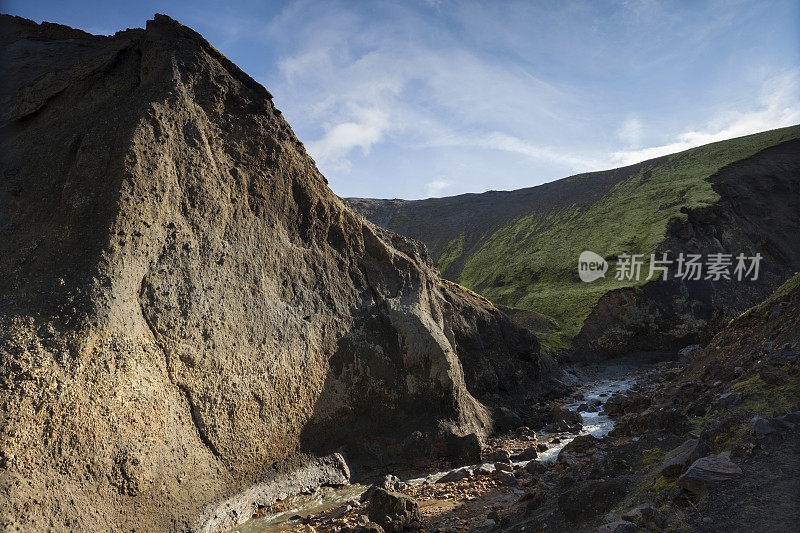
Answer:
760;366;787;385
660;439;707;479
561;434;599;455
475;463;495;476
497;471;518;486
593;521;638;533
677;454;743;494
679;344;703;360
366;489;420;533
621;503;663;529
344;522;385;533
436;468;473;484
751;416;780;436
513;446;538;461
485;449;512;463
603;394;630;416
494;462;514;473
524;460;546;475
536;443;548;452
437;431;483;466
551;406;583;425
716;392;741;408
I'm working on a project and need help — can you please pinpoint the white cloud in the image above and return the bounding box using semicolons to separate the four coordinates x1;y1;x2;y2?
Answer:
610;69;800;166
307;107;390;170
425;178;451;197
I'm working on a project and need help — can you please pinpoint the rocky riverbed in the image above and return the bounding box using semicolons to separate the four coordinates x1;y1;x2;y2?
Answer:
231;361;663;532
230;316;800;533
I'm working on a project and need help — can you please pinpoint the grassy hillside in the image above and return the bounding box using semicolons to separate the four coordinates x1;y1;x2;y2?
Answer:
458;126;800;349
349;126;800;350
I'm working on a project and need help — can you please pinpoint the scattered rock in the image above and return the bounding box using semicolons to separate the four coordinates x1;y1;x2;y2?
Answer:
513;446;538;461
561;434;599;455
475;463;495;476
496;471;518;486
660;439;707;479
436;468;473;484
716;392;741;408
593;521;638;533
621;503;663;530
603;394;630;416
551;405;583;426
494;462;514;473
344;522;385;533
524;460;546;475
485;449;512;462
759;366;787;385
365;488;420;533
677;454;743;494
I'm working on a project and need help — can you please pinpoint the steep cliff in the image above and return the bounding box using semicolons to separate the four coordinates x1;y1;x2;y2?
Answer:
0;15;558;531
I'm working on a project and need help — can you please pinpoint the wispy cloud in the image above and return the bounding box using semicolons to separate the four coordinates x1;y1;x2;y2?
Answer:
308;107;390;170
251;0;800;197
425;178;451;197
611;69;800;166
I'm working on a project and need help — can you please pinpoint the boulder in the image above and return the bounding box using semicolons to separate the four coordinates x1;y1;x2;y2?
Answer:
435;431;482;466
679;344;703;360
366;488;420;533
561;434;599;455
496;471;518;486
603;394;630;417
536;443;548;452
551;406;583;426
760;366;787;385
485;449;512;463
360;475;401;502
436;468;472;484
494;462;514;473
677;454;743;494
715;392;741;408
513;446;538;461
621;503;664;530
659;439;707;479
524;460;546;475
751;416;781;436
475;463;495;476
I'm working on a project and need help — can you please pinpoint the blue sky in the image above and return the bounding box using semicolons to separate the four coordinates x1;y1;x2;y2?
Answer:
4;1;799;199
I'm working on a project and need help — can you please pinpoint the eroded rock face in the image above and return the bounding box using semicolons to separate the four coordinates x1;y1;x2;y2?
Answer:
0;14;559;531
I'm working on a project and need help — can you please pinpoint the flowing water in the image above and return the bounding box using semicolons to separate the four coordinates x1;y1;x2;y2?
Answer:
233;372;642;532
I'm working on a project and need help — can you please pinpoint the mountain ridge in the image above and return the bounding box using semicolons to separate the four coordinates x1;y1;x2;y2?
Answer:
348;126;800;353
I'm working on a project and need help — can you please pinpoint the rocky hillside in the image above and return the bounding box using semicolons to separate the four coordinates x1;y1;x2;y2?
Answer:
349;127;800;355
0;15;562;532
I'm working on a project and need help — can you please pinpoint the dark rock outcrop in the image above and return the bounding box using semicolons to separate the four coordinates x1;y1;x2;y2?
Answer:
0;14;560;531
